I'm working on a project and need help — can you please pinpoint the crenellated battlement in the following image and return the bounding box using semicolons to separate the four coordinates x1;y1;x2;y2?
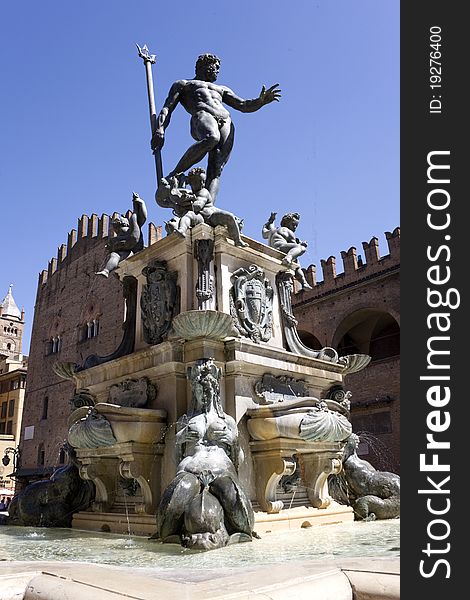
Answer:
37;213;162;288
299;227;400;294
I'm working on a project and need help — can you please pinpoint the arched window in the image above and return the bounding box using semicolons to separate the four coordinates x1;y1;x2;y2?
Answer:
37;444;45;466
59;448;66;464
49;335;61;354
80;319;100;342
42;396;49;420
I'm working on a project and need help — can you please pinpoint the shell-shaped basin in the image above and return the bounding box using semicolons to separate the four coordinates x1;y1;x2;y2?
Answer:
172;310;239;341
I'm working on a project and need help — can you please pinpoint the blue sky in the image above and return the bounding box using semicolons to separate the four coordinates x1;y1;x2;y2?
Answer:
1;0;399;352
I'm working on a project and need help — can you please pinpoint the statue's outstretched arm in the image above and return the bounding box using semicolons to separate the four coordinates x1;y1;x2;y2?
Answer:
222;84;281;113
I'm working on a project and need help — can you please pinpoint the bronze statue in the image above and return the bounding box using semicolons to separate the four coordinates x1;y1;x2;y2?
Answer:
263;212;312;290
96;193;147;278
152;54;280;200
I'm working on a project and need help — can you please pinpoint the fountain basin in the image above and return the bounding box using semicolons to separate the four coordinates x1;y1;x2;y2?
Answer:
0;519;399;568
69;404;167;445
95;403;167;444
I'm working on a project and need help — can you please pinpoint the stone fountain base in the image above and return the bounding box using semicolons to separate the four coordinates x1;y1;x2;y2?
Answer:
71;502;353;537
72;511;158;537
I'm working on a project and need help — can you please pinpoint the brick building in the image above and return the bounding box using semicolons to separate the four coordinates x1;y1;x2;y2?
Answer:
293;228;400;472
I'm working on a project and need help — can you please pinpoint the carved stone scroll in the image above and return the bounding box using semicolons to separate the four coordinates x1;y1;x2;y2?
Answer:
276;271;338;361
250;438;343;513
250;443;296;513
78;456;119;512
297;448;343;509
119;442;165;514
194;238;214;310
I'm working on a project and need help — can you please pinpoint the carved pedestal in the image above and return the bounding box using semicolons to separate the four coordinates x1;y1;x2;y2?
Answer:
296;445;343;508
250;438;343;513
76;442;165;514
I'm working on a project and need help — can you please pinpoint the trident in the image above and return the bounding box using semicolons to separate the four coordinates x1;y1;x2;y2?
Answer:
136;44;163;185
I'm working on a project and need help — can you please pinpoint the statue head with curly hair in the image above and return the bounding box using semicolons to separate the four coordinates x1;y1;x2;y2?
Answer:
280;212;301;230
195;53;221;82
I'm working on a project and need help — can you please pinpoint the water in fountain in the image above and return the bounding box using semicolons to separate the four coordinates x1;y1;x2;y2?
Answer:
0;519;399;568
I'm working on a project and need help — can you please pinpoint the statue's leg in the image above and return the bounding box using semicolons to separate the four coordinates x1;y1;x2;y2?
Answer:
295;266;312;290
207;121;235;201
169;113;220;177
283;245;306;265
176;214;192;237
96;251;124;277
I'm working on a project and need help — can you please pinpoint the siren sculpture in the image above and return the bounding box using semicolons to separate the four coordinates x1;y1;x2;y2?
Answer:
157;359;254;550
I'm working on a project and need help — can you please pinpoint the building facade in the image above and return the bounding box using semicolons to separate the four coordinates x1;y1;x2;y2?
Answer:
293;228;400;472
0;286;27;491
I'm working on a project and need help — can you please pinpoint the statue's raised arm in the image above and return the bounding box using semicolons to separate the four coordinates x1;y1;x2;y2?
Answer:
222;83;281;113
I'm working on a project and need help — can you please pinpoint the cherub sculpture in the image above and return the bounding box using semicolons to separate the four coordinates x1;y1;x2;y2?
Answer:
156;167;247;247
262;212;312;290
96;193;147;277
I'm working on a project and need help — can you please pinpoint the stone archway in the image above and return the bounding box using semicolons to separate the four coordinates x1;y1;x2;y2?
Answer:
332;308;400;361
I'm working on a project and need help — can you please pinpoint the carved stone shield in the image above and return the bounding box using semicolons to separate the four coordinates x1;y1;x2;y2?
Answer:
141;260;179;344
230;264;273;343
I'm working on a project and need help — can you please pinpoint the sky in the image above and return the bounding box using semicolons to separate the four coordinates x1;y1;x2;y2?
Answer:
0;0;399;353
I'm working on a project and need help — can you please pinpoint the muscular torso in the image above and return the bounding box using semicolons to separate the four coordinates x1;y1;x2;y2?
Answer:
177;80;231;120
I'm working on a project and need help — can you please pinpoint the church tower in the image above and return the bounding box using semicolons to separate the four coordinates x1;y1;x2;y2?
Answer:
0;285;24;357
